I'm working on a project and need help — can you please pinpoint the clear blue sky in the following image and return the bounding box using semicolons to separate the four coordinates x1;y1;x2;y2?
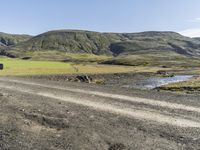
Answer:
1;0;200;37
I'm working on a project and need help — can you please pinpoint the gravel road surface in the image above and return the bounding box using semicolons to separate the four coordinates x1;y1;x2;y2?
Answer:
1;77;200;150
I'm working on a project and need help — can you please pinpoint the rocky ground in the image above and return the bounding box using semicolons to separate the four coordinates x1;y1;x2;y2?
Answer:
1;76;200;150
19;72;162;88
21;71;200;93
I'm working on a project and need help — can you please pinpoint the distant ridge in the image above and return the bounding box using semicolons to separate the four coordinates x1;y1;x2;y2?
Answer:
0;32;32;47
1;30;200;59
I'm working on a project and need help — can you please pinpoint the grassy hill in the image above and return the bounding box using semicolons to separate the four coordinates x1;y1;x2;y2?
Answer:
9;30;114;56
0;32;31;47
7;30;200;56
0;32;32;57
1;30;200;66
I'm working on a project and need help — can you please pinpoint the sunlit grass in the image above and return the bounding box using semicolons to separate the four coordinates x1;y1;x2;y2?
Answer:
0;57;164;76
0;58;72;76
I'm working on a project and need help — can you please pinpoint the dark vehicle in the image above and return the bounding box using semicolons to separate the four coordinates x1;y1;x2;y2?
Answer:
0;64;3;70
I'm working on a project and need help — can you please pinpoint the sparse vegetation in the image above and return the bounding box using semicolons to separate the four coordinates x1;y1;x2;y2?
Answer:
158;77;200;93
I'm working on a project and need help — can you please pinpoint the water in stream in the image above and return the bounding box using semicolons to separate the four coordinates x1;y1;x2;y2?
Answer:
124;75;193;90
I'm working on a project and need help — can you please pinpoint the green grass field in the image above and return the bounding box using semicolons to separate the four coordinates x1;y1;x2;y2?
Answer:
0;57;161;76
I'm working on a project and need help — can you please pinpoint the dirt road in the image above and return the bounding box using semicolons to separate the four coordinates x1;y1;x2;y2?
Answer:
1;77;200;149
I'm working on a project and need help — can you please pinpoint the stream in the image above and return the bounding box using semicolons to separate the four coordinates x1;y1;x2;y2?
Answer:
123;75;193;90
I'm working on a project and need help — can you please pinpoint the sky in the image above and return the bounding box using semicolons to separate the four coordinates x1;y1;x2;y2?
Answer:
1;0;200;37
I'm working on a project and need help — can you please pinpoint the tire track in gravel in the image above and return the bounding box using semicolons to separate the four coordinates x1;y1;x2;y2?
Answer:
0;78;200;128
1;78;200;114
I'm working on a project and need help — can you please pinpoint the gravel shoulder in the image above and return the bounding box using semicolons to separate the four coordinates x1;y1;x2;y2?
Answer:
1;76;200;150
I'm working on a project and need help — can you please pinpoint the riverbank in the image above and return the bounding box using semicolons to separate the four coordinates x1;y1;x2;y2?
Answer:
17;71;200;95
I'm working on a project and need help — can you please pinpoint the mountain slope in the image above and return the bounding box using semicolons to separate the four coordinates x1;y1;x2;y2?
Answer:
0;32;32;47
0;32;32;57
109;32;200;57
7;30;200;58
10;30;115;55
